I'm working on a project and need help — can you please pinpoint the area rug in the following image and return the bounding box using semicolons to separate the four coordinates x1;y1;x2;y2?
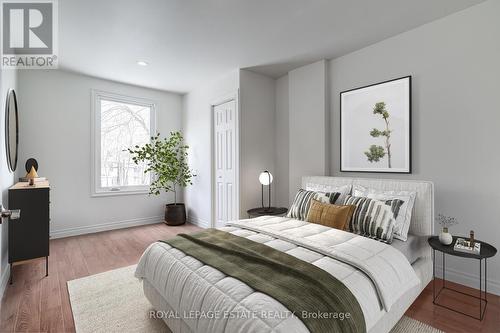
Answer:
68;265;444;333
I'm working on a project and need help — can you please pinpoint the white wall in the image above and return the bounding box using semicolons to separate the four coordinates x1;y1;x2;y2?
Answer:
182;70;239;227
182;69;276;224
288;60;329;203
274;74;289;207
239;70;276;215
17;70;183;238
0;68;18;295
329;0;500;294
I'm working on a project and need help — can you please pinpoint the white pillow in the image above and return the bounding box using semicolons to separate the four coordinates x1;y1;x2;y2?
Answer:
353;185;416;241
305;184;352;204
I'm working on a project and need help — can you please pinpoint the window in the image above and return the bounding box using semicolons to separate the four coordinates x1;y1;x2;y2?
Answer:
92;90;156;196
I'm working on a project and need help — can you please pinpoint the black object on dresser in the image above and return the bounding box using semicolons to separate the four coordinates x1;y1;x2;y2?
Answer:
8;181;50;284
428;236;497;320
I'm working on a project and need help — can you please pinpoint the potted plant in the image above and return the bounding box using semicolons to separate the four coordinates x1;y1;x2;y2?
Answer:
128;131;195;225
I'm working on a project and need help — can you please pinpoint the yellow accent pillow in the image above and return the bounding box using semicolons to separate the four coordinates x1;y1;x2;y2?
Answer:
306;199;356;230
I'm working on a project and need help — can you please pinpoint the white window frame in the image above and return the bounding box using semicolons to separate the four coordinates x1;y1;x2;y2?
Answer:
91;89;157;197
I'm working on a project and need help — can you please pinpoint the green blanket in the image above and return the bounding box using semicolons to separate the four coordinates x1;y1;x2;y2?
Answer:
162;229;365;333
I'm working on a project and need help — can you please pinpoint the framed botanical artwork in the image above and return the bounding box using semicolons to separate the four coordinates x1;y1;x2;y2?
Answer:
340;76;411;173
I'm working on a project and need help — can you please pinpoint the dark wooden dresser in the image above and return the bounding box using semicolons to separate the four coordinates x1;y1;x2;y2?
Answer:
8;181;50;284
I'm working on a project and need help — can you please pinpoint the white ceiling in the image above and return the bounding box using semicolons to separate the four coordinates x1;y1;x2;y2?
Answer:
59;0;484;93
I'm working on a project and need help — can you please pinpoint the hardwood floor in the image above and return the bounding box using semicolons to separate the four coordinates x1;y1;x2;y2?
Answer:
0;223;498;332
406;278;500;333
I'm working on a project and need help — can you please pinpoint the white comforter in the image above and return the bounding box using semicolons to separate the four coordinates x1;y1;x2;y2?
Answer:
135;216;420;332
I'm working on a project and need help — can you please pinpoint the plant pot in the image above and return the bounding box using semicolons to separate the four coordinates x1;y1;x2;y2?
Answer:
439;227;453;245
164;203;186;226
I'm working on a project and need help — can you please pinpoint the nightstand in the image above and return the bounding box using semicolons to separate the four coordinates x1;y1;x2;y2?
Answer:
247;207;288;218
428;236;497;320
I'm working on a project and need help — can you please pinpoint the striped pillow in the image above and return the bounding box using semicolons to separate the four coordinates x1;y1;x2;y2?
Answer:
287;189;341;221
343;195;398;243
353;185;414;241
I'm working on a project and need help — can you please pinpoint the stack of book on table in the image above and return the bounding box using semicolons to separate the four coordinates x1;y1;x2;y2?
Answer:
454;238;481;254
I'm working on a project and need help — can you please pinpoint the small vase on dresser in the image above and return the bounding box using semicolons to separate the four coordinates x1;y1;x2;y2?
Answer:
439;227;453;245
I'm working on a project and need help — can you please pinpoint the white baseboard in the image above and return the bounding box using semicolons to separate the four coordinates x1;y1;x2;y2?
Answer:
188;215;210;228
0;263;11;301
435;264;500;296
50;215;164;239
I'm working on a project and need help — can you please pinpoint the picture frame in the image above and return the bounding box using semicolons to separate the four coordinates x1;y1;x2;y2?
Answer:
340;76;411;173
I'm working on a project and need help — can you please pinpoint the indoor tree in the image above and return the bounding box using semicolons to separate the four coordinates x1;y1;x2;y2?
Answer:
128;131;195;225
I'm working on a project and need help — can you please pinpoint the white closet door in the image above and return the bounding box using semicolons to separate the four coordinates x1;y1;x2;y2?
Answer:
214;100;237;227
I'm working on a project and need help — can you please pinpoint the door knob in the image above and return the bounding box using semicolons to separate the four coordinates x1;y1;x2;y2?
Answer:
0;205;20;220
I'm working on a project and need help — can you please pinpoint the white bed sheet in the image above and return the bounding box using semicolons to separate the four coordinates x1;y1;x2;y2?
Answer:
391;234;426;264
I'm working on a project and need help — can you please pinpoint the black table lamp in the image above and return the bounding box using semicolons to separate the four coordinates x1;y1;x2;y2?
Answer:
259;171;273;209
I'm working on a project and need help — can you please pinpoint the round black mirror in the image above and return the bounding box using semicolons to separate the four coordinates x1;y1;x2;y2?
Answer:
5;89;18;172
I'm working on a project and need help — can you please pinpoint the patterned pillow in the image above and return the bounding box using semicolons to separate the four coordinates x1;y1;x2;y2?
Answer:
380;198;405;219
343;195;399;243
287;189;341;221
353;185;416;241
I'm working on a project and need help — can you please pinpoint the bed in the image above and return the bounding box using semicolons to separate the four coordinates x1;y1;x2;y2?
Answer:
135;176;434;333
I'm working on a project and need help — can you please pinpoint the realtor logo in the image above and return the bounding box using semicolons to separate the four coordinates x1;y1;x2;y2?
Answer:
1;0;58;68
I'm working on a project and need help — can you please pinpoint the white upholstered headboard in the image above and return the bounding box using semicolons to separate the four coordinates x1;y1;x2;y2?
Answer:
301;176;434;238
